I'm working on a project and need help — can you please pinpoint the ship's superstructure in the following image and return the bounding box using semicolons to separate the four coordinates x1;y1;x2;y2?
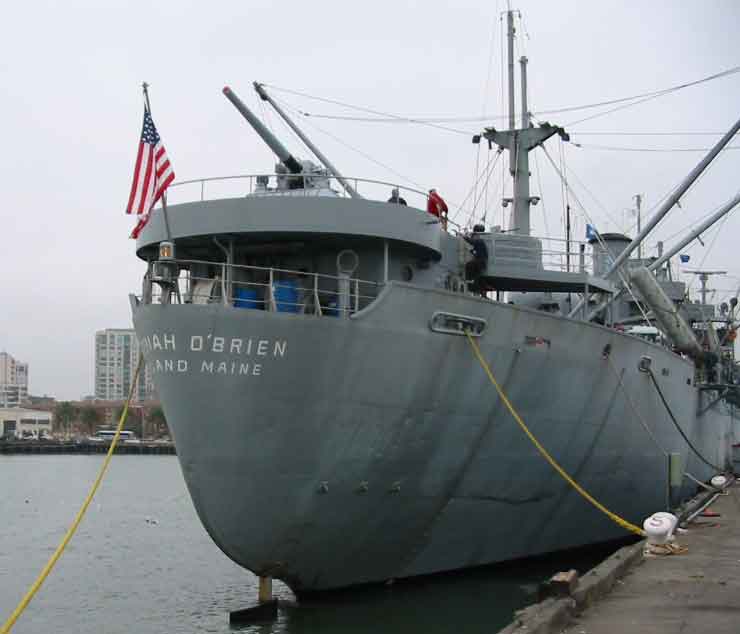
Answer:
130;12;738;592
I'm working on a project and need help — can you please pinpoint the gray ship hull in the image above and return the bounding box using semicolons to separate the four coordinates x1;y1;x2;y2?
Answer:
131;282;732;592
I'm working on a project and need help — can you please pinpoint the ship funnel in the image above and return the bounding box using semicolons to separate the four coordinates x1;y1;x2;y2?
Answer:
629;267;703;359
223;86;303;175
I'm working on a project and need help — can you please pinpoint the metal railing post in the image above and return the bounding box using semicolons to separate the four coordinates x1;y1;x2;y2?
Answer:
268;268;277;312
221;264;228;306
200;180;205;201
313;273;322;316
354;279;359;313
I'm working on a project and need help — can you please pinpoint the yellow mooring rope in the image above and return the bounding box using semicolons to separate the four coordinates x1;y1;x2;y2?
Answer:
465;332;645;538
1;353;145;634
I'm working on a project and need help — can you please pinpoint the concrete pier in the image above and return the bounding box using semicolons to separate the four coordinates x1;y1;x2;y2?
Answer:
562;482;740;633
499;481;740;634
0;440;175;454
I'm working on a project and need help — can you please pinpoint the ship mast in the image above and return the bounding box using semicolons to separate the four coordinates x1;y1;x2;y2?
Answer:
480;9;567;236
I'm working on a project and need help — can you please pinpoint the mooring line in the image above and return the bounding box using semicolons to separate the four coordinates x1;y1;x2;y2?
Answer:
0;353;144;634
605;355;668;456
465;332;645;537
646;368;725;473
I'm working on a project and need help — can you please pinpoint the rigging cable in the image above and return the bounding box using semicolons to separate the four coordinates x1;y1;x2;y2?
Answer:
499;12;507;228
281;65;740;126
606;356;668;456
272;95;428;192
570;143;740;153
540;144;654;326
558;139;572;241
467;152;502;229
644;137;737;244
571;131;726;136
646;368;725;473
483;145;492;227
684;215;731;296
472;137;483;220
263;84;474;136
473;6;499;224
563;159;628;233
654;198;734;245
533;146;550;239
560;65;740;127
465;331;645;537
450;148;503;224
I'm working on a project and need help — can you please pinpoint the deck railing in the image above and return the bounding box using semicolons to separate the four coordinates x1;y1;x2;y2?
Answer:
167;173;430;210
140;258;383;318
539;236;594;273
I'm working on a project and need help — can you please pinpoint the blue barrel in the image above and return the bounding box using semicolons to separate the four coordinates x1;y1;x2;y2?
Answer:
273;280;301;313
234;287;262;309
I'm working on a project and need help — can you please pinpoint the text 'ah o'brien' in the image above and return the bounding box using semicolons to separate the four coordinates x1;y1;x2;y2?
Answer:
138;333;289;378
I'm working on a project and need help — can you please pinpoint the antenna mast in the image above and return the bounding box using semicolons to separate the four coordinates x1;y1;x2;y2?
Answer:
478;9;568;236
507;10;516;132
687;270;727;306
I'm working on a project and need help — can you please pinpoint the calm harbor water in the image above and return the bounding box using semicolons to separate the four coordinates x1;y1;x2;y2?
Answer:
1;456;619;633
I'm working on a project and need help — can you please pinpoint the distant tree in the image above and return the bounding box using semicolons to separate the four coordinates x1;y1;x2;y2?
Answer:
148;406;169;438
115;406;143;438
80;406;103;436
53;402;77;437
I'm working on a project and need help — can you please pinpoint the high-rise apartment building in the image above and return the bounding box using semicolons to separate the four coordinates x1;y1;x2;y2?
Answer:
0;352;28;407
94;329;154;402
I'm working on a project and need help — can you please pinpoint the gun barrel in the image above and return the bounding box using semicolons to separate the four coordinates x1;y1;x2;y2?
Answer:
222;86;302;174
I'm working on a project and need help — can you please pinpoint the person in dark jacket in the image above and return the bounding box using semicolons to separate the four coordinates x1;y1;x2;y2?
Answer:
387;188;408;205
465;224;489;295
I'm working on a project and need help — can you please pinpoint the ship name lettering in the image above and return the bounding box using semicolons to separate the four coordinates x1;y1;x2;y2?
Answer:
141;333;176;352
188;335;287;358
153;358;188;373
200;359;262;376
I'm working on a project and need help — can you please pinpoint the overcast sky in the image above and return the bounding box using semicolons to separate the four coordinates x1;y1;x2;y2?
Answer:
1;0;739;399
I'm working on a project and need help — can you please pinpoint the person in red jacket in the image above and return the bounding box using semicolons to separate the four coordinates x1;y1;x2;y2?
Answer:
427;189;449;228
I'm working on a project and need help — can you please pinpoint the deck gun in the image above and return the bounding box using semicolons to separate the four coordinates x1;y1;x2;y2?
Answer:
223;85;306;188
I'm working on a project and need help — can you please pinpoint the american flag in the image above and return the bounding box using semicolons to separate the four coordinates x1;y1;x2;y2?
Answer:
126;108;175;238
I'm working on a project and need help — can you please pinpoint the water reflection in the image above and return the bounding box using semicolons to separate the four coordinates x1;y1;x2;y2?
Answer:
0;456;630;634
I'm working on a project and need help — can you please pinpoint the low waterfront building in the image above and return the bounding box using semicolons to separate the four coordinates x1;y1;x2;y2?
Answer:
0;408;52;439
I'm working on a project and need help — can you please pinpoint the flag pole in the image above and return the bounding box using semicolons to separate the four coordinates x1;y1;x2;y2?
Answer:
142;82;173;243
